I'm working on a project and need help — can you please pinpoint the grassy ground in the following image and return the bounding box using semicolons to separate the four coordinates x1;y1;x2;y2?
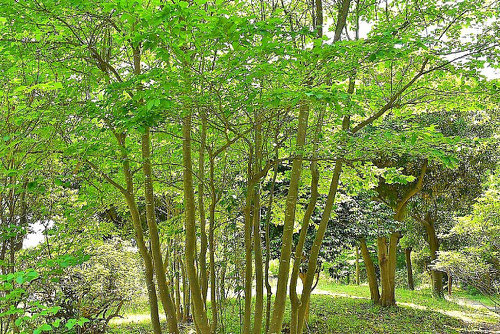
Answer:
108;282;499;333
317;281;498;320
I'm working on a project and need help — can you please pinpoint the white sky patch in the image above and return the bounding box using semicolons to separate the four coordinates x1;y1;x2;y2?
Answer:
23;221;53;249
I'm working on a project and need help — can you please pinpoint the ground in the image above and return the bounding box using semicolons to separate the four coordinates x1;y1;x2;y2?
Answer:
108;282;500;333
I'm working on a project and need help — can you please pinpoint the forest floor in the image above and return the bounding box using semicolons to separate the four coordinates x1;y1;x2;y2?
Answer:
108;281;499;333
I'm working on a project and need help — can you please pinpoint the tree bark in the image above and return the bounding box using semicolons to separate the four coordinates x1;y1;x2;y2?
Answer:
252;117;264;334
198;112;209;305
289;108;323;334
448;271;452;296
264;153;278;334
360;239;380;304
243;153;255;334
296;158;343;333
114;132;162;334
355;245;360;285
182;114;211;333
377;237;393;307
124;195;162;333
181;258;190;322
378;160;428;307
142;127;179;333
175;251;182;321
268;102;309;334
253;188;264;334
387;232;399;305
424;219;443;298
405;247;414;290
208;156;218;332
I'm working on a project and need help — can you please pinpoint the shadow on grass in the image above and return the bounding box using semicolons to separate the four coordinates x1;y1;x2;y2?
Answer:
108;294;498;333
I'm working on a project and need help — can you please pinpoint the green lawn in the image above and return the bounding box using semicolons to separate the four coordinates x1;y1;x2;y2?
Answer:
108;282;499;333
316;280;498;320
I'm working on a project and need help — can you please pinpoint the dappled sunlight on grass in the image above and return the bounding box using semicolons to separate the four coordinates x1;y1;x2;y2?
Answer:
107;283;499;333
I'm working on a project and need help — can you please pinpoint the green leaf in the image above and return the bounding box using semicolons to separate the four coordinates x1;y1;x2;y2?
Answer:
65;319;77;330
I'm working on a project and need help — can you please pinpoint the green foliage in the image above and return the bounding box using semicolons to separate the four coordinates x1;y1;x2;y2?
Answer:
434;169;500;308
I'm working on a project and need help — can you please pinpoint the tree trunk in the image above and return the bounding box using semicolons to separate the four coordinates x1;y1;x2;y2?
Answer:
115;132;162;334
360;239;380;304
268;102;309;334
377;237;393;307
425;219;443;298
405;247;414;290
208;157;218;332
448;271;452;296
253;188;264;334
243;160;255;334
175;251;182;321
296;158;343;334
198;112;209;306
142;127;179;333
377;233;399;307
264;152;278;333
252;115;264;334
387;232;399;305
182;114;211;333
355;245;360;285
289;108;323;334
124;193;162;334
181;258;190;322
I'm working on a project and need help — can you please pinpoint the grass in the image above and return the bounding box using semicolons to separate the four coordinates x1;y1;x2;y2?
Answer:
108;282;499;333
317;280;498;317
306;295;468;333
452;289;498;308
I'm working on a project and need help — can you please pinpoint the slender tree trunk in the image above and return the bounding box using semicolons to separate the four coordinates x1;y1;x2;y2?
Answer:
448;271;452;296
289;108;323;334
124;193;162;333
252;118;264;334
198;113;209;305
355;245;360;285
175;251;182;321
243;157;255;334
264;156;278;334
182;114;211;333
114;132;162;334
405;247;414;290
268;102;309;334
296;159;343;334
360;239;379;304
181;258;190;322
253;188;264;334
208;157;218;332
142;127;179;333
295;1;354;320
296;112;352;333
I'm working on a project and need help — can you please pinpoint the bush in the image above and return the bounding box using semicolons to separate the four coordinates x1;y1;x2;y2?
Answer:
31;238;144;333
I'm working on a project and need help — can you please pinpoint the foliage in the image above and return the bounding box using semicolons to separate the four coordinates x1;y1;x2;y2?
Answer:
31;238;143;333
434;169;500;309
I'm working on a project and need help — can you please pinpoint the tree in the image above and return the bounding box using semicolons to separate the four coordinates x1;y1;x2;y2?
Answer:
434;168;500;310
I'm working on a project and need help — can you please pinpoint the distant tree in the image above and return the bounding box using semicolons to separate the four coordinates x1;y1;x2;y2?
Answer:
434;168;500;311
